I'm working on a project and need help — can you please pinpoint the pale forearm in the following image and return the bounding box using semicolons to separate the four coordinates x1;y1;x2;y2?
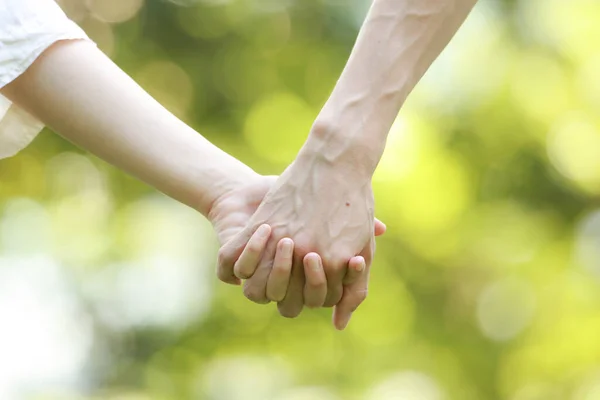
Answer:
305;0;478;173
2;40;255;216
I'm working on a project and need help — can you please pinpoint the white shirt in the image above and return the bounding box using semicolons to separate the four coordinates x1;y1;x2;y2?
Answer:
0;0;90;159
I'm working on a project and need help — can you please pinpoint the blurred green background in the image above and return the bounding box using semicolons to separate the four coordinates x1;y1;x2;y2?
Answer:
2;0;600;399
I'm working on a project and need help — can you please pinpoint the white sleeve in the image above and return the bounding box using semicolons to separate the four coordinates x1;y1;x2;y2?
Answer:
0;0;93;159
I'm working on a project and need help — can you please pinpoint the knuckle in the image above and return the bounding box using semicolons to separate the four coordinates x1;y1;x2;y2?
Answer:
323;250;338;264
216;263;232;282
234;264;252;279
216;270;230;283
323;299;336;308
354;289;368;306
247;241;264;255
237;271;252;280
278;304;302;319
305;301;322;309
272;261;291;274
294;241;313;257
267;290;285;303
308;278;327;289
304;294;325;309
243;284;267;304
217;248;230;267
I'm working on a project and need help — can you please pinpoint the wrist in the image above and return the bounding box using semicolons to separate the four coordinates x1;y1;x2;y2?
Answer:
196;158;259;217
301;119;383;179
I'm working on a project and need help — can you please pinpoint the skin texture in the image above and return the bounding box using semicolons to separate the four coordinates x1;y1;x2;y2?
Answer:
2;41;254;218
1;39;384;327
0;39;300;296
218;0;478;328
208;174;381;309
218;153;377;323
3;0;478;329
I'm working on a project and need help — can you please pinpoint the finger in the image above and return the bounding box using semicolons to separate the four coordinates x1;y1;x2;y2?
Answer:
342;256;366;285
277;254;305;318
233;224;271;279
333;274;369;331
333;244;374;330
242;236;279;304
266;238;294;302
303;253;327;308
216;268;241;286
216;225;257;285
323;261;345;307
374;218;387;237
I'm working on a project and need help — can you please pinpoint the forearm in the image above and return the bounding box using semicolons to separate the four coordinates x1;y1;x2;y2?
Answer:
1;40;255;216
305;0;478;174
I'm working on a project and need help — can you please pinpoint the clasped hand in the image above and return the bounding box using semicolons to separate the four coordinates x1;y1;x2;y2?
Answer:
209;151;384;330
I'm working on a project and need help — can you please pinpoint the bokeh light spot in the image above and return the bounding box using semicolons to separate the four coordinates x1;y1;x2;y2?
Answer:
79;17;115;57
547;111;600;194
476;278;536;342
199;356;291;400
135;60;195;120
375;114;472;235
86;0;145;24
367;371;444;400
575;209;600;278
244;92;314;164
176;2;237;39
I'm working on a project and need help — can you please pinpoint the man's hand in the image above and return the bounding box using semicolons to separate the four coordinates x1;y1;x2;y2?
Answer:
216;149;380;324
208;173;383;317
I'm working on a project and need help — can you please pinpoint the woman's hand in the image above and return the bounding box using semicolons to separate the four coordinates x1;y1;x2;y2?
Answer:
209;175;295;300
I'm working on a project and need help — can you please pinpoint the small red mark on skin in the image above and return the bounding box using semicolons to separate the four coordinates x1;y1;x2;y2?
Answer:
345;202;350;207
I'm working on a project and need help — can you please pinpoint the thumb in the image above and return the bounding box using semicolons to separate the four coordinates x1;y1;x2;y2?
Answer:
216;224;258;285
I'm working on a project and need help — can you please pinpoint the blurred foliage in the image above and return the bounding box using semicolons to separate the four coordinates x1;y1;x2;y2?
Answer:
2;0;600;399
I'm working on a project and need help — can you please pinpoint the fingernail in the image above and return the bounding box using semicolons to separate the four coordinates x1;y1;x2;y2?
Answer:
340;314;352;330
281;239;293;256
308;255;321;272
356;261;365;272
257;224;270;238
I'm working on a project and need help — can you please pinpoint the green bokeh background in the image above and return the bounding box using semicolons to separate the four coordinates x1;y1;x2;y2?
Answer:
2;0;600;399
